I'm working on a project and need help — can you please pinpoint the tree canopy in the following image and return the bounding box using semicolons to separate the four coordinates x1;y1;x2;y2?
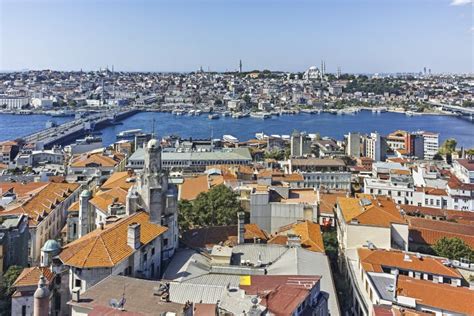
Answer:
178;184;244;231
0;265;23;314
432;237;474;261
439;138;457;155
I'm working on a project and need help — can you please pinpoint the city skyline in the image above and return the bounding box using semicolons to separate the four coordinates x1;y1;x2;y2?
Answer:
1;0;473;73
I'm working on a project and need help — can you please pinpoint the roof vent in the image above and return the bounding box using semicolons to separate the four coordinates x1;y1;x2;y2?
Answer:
403;253;412;262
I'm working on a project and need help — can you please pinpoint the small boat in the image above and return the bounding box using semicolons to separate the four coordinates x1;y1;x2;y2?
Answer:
188;110;195;116
117;129;143;140
223;134;239;143
250;112;271;119
208;114;219;120
222;111;231;117
194;110;202;116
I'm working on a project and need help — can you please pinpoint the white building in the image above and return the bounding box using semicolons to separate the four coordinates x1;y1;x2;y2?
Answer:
415;131;439;160
31;98;53;109
0;96;30;109
365;132;382;162
346;132;361;158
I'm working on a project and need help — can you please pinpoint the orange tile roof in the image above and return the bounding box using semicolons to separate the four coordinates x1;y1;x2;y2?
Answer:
59;212;167;268
415;187;448;196
1;182;80;226
179;175;209;201
269;220;325;252
408;217;474;248
337;196;406;227
70;151;125;168
100;171;136;191
68;201;80;213
318;192;346;215
397;275;474;315
182;223;269;249
280;189;317;204
358;248;462;278
0;182;48;199
90;187;128;212
13;266;54;288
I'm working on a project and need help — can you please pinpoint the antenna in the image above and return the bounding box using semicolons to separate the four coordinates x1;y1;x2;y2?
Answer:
151;118;156;138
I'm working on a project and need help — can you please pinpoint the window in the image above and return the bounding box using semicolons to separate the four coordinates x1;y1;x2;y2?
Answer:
152;247;155;255
75;278;82;288
22;306;26;316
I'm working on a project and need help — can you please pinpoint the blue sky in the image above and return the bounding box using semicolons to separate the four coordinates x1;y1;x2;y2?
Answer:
0;0;472;73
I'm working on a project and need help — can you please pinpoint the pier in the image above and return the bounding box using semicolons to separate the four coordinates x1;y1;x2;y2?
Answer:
23;109;139;148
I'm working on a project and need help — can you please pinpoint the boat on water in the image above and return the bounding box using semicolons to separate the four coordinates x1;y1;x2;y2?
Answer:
250;112;271;119
232;112;243;119
188;110;195;116
117;129;143;140
51;110;75;117
194;110;202;116
405;111;422;116
65;135;103;154
222;111;231;117
223;134;239;143
208;114;219;120
17;110;33;115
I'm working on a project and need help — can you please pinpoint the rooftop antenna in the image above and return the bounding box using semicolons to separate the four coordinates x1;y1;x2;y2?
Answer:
210;124;214;152
151;118;156;138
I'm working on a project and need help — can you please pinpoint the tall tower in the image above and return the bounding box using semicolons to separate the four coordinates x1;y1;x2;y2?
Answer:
337;67;341;79
34;276;50;316
137;138;179;259
78;189;91;238
140;138;166;224
239;59;242;73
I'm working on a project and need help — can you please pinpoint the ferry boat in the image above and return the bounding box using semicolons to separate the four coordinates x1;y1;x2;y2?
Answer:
17;110;32;115
117;129;143;140
223;134;239;143
208;114;219;120
250;112;271;119
66;135;103;154
51;110;75;117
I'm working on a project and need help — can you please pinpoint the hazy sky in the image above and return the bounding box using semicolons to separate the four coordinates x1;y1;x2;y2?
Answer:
0;0;472;73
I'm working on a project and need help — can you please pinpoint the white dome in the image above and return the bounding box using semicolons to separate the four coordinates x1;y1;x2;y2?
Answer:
147;139;159;149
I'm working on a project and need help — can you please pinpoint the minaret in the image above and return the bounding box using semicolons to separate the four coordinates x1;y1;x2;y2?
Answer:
34;276;50;316
78;189;91;238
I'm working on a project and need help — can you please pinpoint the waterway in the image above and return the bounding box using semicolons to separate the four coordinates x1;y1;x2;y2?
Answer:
0;111;473;147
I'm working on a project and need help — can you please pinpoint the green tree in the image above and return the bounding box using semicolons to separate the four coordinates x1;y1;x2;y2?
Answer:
439;138;457;155
0;265;23;314
178;185;243;231
322;230;338;261
432;237;474;261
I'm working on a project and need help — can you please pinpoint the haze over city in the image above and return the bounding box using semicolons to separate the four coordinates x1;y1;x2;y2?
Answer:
1;0;473;73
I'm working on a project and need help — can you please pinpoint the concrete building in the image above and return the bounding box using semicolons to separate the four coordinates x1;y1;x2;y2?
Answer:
127;147;252;172
0;96;30;109
415;131;439;160
0;214;30;274
0;182;80;263
288;158;351;190
365;132;383;162
346;132;361;158
15;147;64;168
290;131;312;157
250;186;318;233
59;212;168;294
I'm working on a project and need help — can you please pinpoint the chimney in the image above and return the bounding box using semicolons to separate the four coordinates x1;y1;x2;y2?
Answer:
237;211;245;245
127;223;141;250
34;276;50;316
